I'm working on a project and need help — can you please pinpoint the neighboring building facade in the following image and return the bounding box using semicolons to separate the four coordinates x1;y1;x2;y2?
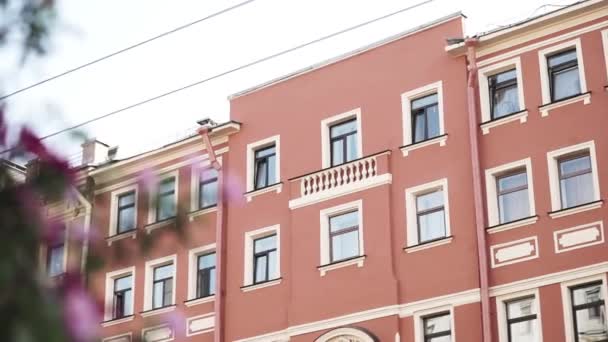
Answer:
36;1;608;341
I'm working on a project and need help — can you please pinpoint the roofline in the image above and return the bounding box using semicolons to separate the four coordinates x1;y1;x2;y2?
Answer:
228;11;464;100
446;0;603;53
2;159;26;172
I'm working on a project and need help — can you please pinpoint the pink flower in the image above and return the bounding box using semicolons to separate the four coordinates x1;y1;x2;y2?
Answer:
19;127;49;158
68;221;100;243
137;168;158;193
62;273;101;342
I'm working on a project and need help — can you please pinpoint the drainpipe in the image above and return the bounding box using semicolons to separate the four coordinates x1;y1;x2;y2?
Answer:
198;127;225;342
464;38;492;342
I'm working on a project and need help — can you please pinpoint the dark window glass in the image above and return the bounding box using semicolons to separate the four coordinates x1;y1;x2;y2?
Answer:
411;94;440;143
47;239;65;277
117;191;136;233
570;282;607;341
423;312;452;342
254;145;276;190
113;275;133;318
253;235;277;284
416;190;446;243
547;49;581;102
152;263;174;309
559;153;594;209
329;210;360;262
156;177;176;221
497;170;530;224
506;296;538;342
199;168;218;209
330;119;358;166
196;253;216;298
489;69;519;119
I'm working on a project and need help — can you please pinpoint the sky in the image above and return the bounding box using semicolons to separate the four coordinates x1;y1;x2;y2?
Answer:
1;0;578;164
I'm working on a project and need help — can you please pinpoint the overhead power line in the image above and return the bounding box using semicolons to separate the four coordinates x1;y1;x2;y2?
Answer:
3;0;433;155
0;0;257;101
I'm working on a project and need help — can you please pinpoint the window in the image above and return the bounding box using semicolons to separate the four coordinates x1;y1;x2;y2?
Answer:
547;49;580;102
196;253;216;298
329;119;358;166
497;170;530;224
329;210;360;262
112;275;133;319
570;282;607;341
117;191;136;233
254;145;276;190
405;179;451;248
199;168;218;209
422;312;452;342
489;69;520;119
559;153;594;209
253;234;277;284
505;296;538;342
47;236;65;277
156;177;176;221
411;93;440;143
152;263;174;309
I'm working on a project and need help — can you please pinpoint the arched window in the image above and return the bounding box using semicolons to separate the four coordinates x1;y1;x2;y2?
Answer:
315;327;377;342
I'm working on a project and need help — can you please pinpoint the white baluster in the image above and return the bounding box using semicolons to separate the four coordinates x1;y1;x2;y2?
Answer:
301;178;306;195
355;161;361;180
362;159;369;179
372;157;378;176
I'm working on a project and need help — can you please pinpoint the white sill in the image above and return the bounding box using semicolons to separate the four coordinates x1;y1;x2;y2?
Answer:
188;206;218;222
241;278;282;292
539;92;591;117
487;216;538;234
400;134;447;157
244;183;282;202
184;295;215;307
318;255;366;276
140;305;176;318
480;110;528;135
106;230;137;246
144;218;176;234
549;200;603;219
404;236;453;253
101;315;134;328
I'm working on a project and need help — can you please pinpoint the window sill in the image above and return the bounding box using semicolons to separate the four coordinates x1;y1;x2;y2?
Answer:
404;236;453;253
487;216;538;234
139;305;176;318
400;134;447;157
318;255;366;276
187;206;217;222
539;92;591;117
144;217;176;234
101;315;134;328
240;278;282;292
548;200;603;219
244;182;282;202
106;230;137;246
183;295;215;307
480;109;528;135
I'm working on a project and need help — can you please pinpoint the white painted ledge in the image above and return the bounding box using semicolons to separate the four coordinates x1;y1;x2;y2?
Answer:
106;230;137;246
241;278;282;293
549;200;603;219
101;315;134;328
539;92;591;117
480;110;528;135
245;183;282;202
140;305;176;318
184;295;215;307
487;216;538;234
187;206;218;222
144;218;176;234
404;236;453;253
400;134;447;157
318;255;366;276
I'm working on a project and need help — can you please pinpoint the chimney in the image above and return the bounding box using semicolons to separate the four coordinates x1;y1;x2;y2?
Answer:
197;118;217;128
81;139;110;166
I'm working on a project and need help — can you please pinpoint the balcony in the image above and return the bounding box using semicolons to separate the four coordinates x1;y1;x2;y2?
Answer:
288;150;392;209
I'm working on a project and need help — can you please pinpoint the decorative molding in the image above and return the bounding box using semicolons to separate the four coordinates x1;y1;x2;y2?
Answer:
320;108;363;168
106;230;137;247
405;178;451;247
480;110;528;135
144;218;176;234
538;38;587;107
318;256;366;277
554;221;604;253
549;200;603;219
495;288;542;342
560;274;608;342
315;327;375;342
187;243;216;300
246;135;280;193
100;315;134;328
487;216;538;234
400;134;448;156
241;278;282;293
245;183;283;202
140;305;176;318
491;236;539;268
184;295;215;307
404;236;453;253
539;92;591;117
401;81;445;148
141;324;174;342
187;313;215;337
102;333;132;342
243;225;280;287
412;306;455;342
187;206;217;222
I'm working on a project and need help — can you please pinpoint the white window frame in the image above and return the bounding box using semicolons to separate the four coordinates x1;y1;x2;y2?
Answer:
103;266;135;322
147;170;179;224
413;306;455;342
143;254;177;313
603;30;608;82
405;178;452;248
478;57;527;134
41;222;69;277
245;135;281;199
496;288;543;342
319;199;364;269
108;184;138;236
190;157;221;213
243;224;281;288
186;243;216;304
485;158;537;231
538;38;588;106
321;108;363;168
560;274;608;342
400;81;446;151
546;141;601;216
